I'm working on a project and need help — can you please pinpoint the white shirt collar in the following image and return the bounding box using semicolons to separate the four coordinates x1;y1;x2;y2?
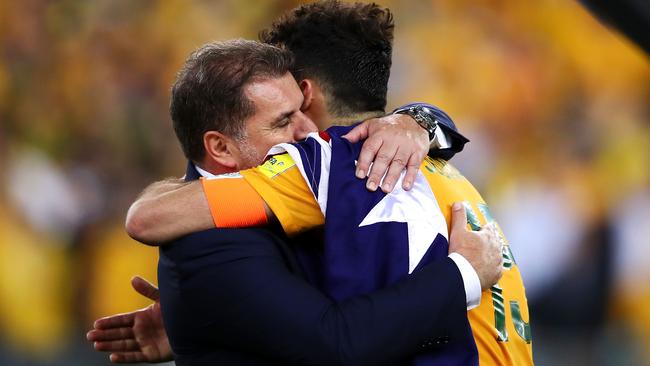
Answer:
194;164;216;178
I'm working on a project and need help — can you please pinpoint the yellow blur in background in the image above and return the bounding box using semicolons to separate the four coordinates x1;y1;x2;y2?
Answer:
0;0;648;365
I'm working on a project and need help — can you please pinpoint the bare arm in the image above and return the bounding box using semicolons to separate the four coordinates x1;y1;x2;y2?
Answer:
125;179;215;245
126;178;274;245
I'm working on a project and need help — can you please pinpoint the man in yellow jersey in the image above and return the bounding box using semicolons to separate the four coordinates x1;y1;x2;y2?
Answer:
89;2;510;365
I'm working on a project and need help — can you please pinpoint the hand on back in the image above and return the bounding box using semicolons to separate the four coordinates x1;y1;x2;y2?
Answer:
448;202;504;290
343;113;430;193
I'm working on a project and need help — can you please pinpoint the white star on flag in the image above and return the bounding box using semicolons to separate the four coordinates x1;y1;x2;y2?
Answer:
358;172;448;273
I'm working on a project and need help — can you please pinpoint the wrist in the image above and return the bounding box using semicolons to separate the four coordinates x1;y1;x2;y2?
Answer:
393;105;438;142
448;252;482;310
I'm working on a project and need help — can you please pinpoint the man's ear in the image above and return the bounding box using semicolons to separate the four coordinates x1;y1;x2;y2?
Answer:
203;131;238;169
299;78;329;130
299;79;314;112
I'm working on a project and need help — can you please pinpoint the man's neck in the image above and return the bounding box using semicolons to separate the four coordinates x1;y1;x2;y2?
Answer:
328;111;384;126
194;159;234;176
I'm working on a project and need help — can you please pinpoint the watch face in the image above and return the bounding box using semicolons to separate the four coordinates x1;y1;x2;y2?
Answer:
417;112;434;128
399;106;436;140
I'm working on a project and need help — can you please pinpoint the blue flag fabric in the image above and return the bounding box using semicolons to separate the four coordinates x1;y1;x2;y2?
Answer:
321;125;450;301
274;104;479;365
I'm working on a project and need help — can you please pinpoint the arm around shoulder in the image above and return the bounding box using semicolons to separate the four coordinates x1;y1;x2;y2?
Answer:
125;179;214;245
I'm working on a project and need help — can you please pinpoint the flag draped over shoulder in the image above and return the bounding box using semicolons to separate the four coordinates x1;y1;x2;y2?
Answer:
327;126;452;299
268;124;479;365
269;125;450;298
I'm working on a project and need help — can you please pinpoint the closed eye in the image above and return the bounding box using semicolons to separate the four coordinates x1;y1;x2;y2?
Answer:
275;117;291;128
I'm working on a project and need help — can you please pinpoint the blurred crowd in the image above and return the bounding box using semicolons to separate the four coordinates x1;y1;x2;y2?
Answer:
0;1;647;365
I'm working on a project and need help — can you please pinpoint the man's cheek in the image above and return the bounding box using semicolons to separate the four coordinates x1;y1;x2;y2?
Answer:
271;132;293;146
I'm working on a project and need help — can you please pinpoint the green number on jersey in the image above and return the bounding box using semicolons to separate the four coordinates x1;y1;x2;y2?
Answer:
491;285;509;341
464;202;531;343
511;301;532;343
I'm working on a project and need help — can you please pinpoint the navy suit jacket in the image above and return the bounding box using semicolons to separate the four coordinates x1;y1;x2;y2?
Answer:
157;162;471;366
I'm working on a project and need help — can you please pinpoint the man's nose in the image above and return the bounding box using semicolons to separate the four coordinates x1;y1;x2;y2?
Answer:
293;112;318;140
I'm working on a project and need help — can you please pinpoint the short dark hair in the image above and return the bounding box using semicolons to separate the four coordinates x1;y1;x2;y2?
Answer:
260;0;394;118
170;39;294;161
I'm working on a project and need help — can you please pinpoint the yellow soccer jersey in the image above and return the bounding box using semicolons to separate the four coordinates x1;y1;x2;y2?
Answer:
241;153;324;236
201;153;323;236
421;157;533;365
202;153;533;365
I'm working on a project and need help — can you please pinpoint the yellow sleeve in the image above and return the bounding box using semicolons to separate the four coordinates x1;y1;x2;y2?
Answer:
241;153;324;236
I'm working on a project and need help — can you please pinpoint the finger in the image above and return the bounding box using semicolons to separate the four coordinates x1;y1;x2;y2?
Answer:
401;152;424;191
366;144;397;192
450;202;469;236
342;120;370;143
131;276;160;301
356;137;383;180
87;329;99;341
110;352;147;364
87;327;135;342
94;339;140;353
380;149;409;193
94;313;135;330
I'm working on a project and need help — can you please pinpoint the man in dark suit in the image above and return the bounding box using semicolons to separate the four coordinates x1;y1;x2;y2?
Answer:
88;3;503;365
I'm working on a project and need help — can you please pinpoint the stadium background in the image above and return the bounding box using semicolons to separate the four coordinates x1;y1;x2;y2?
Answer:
0;0;647;365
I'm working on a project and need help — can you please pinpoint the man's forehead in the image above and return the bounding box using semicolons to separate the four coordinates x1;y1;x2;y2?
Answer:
245;73;298;94
244;73;302;112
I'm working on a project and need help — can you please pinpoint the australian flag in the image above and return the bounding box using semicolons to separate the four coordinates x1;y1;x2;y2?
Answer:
267;104;478;365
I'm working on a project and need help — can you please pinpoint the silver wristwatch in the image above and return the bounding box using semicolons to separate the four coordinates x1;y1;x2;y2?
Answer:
394;105;438;141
